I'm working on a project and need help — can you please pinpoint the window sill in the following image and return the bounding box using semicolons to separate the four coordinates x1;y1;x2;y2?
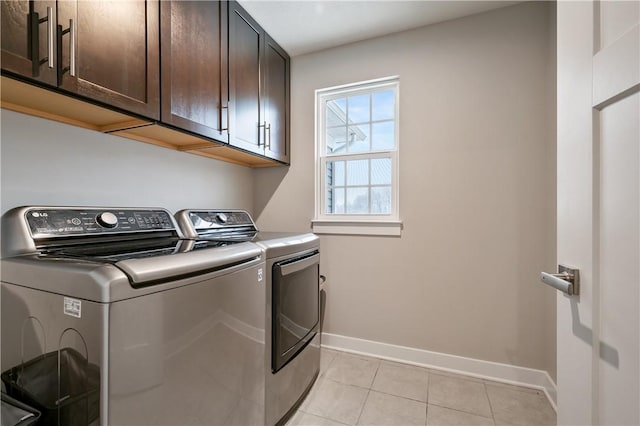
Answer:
311;219;402;236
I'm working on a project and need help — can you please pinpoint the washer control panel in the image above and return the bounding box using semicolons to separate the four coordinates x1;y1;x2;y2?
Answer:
188;211;255;230
26;208;175;238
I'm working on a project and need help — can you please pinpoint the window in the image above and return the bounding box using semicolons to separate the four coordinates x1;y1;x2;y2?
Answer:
313;77;401;236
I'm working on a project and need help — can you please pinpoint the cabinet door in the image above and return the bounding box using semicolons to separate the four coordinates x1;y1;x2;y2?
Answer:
263;35;290;164
161;1;228;143
57;0;159;120
228;1;264;155
1;0;57;86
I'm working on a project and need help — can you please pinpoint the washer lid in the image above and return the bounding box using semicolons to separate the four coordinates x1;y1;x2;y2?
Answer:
115;242;262;286
1;242;263;301
39;239;262;287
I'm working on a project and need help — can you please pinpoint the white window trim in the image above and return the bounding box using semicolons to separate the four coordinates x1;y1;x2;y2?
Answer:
313;76;402;236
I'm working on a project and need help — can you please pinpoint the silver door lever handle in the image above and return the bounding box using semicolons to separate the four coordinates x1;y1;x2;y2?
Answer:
541;265;579;296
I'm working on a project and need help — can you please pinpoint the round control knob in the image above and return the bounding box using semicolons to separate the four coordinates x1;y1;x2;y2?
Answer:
215;213;228;224
96;212;118;228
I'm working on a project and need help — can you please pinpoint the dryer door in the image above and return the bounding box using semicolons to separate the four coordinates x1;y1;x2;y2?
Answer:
271;251;319;373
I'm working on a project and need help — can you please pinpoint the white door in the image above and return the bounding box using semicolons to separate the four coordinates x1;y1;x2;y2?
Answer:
556;1;639;425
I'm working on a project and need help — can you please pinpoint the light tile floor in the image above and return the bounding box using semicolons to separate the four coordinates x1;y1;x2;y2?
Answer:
287;349;556;426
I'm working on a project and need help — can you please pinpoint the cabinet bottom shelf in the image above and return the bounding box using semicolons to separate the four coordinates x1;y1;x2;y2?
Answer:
1;76;284;168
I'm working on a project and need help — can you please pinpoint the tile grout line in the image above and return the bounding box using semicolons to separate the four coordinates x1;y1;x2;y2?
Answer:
425;370;431;426
323;350;338;375
426;402;496;421
355;388;372;426
424;369;431;426
364;388;429;403
300;409;351;426
354;361;381;425
483;381;497;425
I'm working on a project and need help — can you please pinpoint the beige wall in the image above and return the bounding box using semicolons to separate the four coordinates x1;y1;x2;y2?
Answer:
1;109;254;216
254;2;557;378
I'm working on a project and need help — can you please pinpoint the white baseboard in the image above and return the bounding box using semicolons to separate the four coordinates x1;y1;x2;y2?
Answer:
321;332;557;411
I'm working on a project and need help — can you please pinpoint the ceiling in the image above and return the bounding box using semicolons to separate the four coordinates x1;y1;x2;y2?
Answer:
238;1;522;57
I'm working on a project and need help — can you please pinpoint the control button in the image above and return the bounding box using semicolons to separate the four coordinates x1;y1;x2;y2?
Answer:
71;218;81;226
96;212;118;228
215;213;228;224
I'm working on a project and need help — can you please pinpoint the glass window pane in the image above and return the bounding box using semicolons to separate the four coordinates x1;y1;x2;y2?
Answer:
371;158;392;185
346;159;369;186
319;79;398;219
325;188;345;214
326;160;345;186
346;187;369;214
326;126;347;154
347;124;370;153
348;94;370;123
329;187;345;214
372;90;395;121
326;98;347;127
325;186;332;213
371;121;395;150
371;187;391;214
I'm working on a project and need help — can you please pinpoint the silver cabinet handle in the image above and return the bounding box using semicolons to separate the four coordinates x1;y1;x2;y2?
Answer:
266;123;271;149
30;6;54;75
56;18;74;85
258;121;267;147
220;102;230;132
69;18;76;77
47;7;54;68
541;265;579;295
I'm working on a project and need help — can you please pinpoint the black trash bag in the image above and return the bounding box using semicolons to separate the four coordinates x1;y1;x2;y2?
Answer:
1;348;100;425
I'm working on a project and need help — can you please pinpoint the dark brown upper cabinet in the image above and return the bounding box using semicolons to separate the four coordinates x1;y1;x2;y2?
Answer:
2;0;159;120
56;1;159;120
1;0;58;86
263;34;290;164
228;1;290;164
160;1;228;142
228;2;263;156
2;0;290;166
